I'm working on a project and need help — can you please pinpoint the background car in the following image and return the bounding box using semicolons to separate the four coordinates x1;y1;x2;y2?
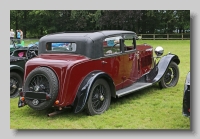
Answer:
27;42;39;47
10;45;38;98
10;39;23;55
18;30;180;116
182;71;190;117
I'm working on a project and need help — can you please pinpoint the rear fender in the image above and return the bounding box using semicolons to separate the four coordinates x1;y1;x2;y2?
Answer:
10;65;24;73
72;71;115;113
152;54;180;83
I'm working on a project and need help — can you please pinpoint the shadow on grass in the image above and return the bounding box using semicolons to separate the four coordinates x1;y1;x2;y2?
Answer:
14;83;167;119
22;104;89;120
110;83;161;105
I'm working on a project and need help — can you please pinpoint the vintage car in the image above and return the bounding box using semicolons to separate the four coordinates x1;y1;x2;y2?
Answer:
182;71;190;117
18;30;180;116
27;42;39;47
10;45;38;98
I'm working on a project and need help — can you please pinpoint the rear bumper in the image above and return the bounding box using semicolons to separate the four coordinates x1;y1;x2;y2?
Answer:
24;91;51;100
18;89;51;108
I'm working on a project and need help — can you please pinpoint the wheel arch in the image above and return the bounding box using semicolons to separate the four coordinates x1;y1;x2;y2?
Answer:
72;71;115;114
10;65;24;79
171;55;180;65
152;54;180;83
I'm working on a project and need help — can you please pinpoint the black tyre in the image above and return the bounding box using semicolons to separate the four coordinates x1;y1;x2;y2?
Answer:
24;67;58;111
10;72;23;98
159;62;179;88
86;79;111;116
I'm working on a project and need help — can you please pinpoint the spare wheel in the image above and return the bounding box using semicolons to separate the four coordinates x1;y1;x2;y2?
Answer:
24;67;59;111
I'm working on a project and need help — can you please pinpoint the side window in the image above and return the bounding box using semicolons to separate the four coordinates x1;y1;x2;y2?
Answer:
46;42;76;52
123;33;138;51
103;36;122;55
124;39;134;51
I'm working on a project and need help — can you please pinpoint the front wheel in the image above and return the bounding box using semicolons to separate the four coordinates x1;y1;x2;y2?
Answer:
159;61;179;88
86;79;111;116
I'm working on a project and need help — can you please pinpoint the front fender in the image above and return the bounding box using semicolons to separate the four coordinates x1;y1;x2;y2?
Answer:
152;54;180;83
72;71;114;113
182;71;190;117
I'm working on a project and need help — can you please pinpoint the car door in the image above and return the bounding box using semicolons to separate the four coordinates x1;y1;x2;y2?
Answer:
101;55;124;90
119;34;140;89
101;38;124;90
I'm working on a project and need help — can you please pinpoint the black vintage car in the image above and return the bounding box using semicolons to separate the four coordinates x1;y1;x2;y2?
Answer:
182;71;190;117
10;45;38;98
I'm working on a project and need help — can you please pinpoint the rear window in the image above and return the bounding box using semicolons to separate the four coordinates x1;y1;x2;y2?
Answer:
46;42;77;52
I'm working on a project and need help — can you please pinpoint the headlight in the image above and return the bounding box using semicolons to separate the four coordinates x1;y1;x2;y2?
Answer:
154;46;164;56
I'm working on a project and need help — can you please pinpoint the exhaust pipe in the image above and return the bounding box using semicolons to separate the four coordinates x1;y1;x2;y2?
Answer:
47;109;64;117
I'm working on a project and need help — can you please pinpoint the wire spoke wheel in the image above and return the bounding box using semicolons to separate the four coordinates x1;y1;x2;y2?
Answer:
159;62;179;88
10;77;18;95
28;74;50;103
91;84;107;112
24;67;58;111
163;67;177;86
10;72;22;98
86;79;111;116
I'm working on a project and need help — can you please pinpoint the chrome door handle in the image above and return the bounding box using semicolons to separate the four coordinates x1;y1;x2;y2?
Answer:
102;61;107;64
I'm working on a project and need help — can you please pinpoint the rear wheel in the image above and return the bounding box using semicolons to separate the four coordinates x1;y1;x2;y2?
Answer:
24;67;58;111
86;79;111;116
10;72;22;98
159;62;179;88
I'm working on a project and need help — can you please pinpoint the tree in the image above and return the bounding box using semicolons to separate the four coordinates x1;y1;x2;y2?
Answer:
10;10;190;38
97;10;142;33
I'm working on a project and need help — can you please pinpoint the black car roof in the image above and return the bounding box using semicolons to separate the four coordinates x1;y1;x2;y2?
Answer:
38;30;137;59
41;30;136;41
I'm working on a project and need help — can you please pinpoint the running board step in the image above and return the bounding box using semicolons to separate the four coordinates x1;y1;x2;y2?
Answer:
116;82;152;97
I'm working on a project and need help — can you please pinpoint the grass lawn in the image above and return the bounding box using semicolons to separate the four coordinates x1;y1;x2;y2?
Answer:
10;40;190;129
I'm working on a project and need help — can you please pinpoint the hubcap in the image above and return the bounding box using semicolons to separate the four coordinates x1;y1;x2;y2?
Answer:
99;95;104;101
34;85;40;92
12;84;17;89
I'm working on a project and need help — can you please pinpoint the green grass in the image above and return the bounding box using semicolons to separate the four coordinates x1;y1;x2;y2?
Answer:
23;39;39;46
10;40;190;129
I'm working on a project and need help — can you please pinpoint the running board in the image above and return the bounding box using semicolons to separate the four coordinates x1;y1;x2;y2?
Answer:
116;82;153;97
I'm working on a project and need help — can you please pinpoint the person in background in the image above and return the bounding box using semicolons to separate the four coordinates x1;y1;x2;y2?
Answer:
19;29;23;40
10;29;15;40
16;30;21;44
19;29;24;46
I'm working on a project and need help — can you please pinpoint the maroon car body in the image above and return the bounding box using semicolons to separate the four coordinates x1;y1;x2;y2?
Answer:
18;30;180;116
